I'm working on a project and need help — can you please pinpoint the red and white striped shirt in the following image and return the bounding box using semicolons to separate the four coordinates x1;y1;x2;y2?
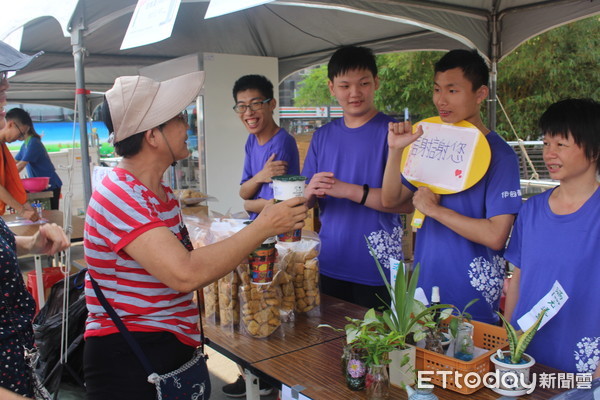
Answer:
83;168;199;347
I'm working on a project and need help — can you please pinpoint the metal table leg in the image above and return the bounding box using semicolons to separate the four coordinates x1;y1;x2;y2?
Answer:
34;254;45;309
244;368;260;400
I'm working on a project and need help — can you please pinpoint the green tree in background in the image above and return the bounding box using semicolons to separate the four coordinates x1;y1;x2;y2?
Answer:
293;65;332;106
293;16;599;140
496;16;600;139
375;51;440;120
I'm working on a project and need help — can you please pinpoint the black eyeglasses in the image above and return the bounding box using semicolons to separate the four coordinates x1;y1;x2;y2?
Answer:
15;123;26;140
233;98;271;114
158;110;188;130
173;110;188;124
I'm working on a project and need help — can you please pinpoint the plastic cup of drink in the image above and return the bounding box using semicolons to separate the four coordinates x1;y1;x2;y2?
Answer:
272;175;306;242
249;236;277;283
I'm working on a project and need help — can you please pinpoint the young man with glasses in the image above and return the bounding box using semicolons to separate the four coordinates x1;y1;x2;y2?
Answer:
233;74;300;220
220;75;300;398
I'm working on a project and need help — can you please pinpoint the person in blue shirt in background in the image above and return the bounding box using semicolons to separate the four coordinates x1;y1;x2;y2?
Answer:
233;74;300;220
504;98;600;378
223;74;299;397
382;49;522;324
302;46;410;309
8;108;62;209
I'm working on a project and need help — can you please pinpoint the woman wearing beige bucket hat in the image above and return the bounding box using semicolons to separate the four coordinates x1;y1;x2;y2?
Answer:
83;72;307;399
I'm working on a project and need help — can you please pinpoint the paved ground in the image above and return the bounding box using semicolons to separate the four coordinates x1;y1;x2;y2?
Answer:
18;245;278;400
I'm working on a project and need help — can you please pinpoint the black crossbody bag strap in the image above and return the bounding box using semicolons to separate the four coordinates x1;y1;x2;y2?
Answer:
89;275;155;376
89;276;206;366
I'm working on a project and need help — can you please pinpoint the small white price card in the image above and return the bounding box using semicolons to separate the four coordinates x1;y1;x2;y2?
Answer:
517;280;568;331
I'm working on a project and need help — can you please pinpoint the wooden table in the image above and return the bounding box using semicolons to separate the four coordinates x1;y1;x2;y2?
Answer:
204;294;370;398
254;338;564;399
253;337;406;399
204;295;366;366
205;294;567;400
5;210;85;308
27;190;53;202
4;209;85;239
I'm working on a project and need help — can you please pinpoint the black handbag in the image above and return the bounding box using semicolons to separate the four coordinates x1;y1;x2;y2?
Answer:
90;276;211;399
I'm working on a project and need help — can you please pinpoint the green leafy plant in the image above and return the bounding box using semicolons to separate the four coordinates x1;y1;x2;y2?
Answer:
496;309;547;364
413;301;453;353
367;238;449;345
350;308;405;366
414;301;453;335
448;298;479;338
319;308;404;366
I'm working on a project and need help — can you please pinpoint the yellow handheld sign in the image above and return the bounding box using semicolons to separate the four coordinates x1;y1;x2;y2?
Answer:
401;116;492;229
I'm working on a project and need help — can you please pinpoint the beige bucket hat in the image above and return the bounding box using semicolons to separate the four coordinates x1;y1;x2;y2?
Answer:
105;71;205;143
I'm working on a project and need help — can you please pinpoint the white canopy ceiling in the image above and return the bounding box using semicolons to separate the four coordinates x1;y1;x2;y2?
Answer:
2;0;598;207
3;0;600;108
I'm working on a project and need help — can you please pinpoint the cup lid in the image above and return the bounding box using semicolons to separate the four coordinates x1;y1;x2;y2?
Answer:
263;236;277;245
271;174;307;182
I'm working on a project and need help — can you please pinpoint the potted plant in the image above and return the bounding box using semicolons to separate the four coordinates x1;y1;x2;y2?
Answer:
490;309;547;396
413;300;453;354
350;309;404;399
319;308;401;396
441;298;480;360
367;240;450;388
447;298;479;338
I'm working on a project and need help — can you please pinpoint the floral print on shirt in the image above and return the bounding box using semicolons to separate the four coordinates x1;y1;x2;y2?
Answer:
468;255;505;306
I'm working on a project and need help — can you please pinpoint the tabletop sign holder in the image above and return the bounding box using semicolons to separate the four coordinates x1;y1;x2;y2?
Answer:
281;384;311;400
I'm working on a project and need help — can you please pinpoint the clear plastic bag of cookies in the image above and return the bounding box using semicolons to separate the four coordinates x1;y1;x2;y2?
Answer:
203;281;219;324
218;269;241;331
276;230;321;316
274;245;296;322
238;271;283;339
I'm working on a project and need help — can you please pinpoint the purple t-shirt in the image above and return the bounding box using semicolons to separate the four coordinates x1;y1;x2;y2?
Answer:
505;187;600;373
241;128;300;219
403;131;522;323
302;112;404;286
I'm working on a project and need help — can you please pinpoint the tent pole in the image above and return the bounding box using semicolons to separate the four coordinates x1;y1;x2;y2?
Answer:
488;11;499;131
489;61;497;130
71;18;92;209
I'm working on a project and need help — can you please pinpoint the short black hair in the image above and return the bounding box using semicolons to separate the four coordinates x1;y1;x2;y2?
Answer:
100;97;145;157
232;75;274;102
434;49;489;90
327;46;377;81
6;107;40;139
539;98;600;173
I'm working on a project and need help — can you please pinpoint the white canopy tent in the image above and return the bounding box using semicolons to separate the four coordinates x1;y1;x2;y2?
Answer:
2;0;599;205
